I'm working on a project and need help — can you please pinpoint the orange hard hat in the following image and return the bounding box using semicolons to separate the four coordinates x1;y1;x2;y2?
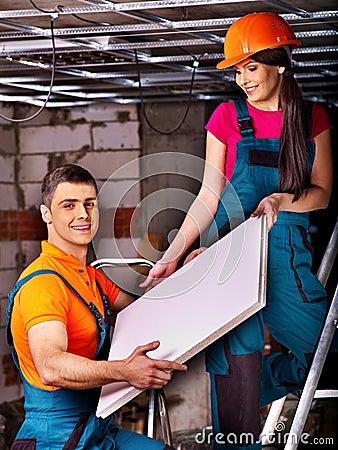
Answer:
217;12;301;69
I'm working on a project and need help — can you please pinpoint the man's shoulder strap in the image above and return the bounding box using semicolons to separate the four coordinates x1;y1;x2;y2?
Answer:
6;270;87;349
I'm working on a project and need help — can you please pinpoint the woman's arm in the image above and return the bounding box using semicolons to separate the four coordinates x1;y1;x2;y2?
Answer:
140;132;226;288
252;128;332;229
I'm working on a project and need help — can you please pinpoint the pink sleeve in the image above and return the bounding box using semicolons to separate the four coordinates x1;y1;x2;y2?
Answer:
205;102;237;145
204;102;241;181
311;103;333;138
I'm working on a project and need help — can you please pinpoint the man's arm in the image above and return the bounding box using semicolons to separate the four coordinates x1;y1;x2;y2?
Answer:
28;320;187;390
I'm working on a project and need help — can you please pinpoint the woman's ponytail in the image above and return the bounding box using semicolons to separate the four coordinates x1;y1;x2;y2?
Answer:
252;47;309;201
278;73;309;201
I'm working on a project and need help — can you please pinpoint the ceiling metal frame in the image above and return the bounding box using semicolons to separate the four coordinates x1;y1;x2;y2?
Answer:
0;0;337;110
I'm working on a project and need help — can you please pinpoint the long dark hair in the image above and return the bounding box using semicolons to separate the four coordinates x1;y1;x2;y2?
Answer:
251;47;309;201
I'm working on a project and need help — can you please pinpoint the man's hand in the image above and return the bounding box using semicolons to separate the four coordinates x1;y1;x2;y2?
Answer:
29;322;187;390
121;341;187;389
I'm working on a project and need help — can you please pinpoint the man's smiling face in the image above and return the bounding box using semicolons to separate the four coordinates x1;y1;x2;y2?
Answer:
41;182;99;255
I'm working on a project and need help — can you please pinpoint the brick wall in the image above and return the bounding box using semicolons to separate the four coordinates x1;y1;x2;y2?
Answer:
0;100;213;433
0;102;142;401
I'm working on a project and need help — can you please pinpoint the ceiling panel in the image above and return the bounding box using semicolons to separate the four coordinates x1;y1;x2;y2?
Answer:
0;0;337;109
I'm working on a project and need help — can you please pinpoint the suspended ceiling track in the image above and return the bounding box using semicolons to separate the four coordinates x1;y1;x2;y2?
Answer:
0;0;331;18
0;1;295;18
0;0;337;108
1;17;337;44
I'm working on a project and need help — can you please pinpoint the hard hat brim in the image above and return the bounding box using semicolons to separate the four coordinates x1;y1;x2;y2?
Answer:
216;51;255;69
216;39;301;70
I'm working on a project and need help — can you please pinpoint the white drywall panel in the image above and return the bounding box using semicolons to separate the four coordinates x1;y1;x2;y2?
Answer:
96;216;267;417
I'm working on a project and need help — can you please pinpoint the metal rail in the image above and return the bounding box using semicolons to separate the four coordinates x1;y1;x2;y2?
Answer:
284;218;338;450
261;218;338;449
1;4;337;19
91;257;173;444
147;389;173;445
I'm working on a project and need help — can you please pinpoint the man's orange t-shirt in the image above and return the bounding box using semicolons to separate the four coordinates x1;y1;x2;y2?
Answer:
11;241;119;390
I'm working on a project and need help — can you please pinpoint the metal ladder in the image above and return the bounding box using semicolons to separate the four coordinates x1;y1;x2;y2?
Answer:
148;388;173;445
261;217;338;449
91;257;173;445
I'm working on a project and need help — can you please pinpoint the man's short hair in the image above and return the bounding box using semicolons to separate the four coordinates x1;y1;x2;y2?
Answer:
41;164;98;208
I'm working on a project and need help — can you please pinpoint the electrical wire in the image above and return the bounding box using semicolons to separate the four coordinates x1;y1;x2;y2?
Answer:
70;13;110;26
69;10;199;133
0;2;58;123
28;0;58;14
135;50;200;135
68;7;199;134
1;2;199;127
28;0;103;25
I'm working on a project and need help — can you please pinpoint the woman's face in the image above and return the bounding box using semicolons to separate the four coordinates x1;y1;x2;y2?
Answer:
234;58;283;110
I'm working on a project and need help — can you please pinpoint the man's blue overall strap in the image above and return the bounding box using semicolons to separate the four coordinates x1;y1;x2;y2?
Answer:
7;270;169;450
6;269;111;350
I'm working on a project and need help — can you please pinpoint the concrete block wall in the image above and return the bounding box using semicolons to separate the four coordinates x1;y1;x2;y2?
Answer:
0;99;212;434
140;101;212;432
0;102;142;403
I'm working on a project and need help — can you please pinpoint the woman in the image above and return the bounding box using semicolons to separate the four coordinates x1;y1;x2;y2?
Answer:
141;12;332;449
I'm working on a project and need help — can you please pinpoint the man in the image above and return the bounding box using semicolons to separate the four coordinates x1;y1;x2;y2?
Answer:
7;164;187;449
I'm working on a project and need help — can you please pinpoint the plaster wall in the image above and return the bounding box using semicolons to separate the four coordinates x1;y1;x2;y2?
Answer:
0;99;212;433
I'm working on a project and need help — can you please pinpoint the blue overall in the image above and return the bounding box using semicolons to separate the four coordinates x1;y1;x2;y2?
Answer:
7;270;171;450
205;99;327;449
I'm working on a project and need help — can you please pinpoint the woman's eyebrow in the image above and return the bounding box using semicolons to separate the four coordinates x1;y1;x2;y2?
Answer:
234;61;254;70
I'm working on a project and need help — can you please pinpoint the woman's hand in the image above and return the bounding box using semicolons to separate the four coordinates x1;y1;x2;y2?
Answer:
183;247;207;265
139;259;178;291
251;193;281;231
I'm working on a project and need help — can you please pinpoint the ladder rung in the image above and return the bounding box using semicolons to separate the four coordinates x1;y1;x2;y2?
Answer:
313;389;338;398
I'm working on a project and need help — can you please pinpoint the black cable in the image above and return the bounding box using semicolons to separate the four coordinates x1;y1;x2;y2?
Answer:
67;15;199;135
70;13;110;27
0;4;58;123
135;50;200;135
0;2;111;123
70;13;199;134
2;2;198;127
29;1;106;25
28;0;58;14
70;12;198;134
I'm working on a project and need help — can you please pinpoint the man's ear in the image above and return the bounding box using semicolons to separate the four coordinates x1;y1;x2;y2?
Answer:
40;204;52;224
